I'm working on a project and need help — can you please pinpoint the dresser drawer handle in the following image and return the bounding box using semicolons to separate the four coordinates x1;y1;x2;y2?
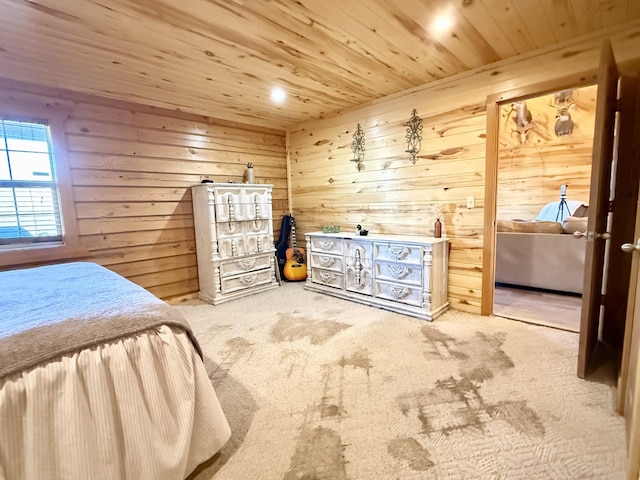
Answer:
388;265;409;279
238;258;257;270
319;271;334;282
241;274;258;285
319;240;336;251
387;245;409;258
319;255;335;267
228;196;235;221
386;285;409;299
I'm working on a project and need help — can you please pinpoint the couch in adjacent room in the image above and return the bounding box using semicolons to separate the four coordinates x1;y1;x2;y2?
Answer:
495;202;588;295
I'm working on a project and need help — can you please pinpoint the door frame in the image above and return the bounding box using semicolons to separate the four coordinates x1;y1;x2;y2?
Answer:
482;72;598;316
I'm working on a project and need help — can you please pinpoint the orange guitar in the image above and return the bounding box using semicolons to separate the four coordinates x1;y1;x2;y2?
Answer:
283;216;307;281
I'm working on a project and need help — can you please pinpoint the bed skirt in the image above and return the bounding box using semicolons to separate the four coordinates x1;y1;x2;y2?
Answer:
0;325;230;480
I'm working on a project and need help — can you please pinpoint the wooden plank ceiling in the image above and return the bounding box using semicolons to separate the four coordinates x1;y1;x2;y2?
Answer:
0;0;639;129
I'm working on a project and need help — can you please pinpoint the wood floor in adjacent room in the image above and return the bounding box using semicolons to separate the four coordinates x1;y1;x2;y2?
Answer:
493;286;582;333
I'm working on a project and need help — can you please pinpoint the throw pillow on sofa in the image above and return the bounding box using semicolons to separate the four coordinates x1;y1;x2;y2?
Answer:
562;216;588;235
497;220;564;234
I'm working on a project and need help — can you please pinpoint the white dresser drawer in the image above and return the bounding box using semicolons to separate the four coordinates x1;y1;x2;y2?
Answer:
374;242;423;265
218;237;249;257
310;252;343;273
214;198;246;222
245;233;274;254
221;268;273;294
242;186;271;205
375;261;422;285
310;236;343;254
244;218;271;235
243;201;272;222
345;239;373;260
345;267;373;295
375;280;422;307
312;269;344;289
215;221;244;237
209;186;245;222
220;253;273;277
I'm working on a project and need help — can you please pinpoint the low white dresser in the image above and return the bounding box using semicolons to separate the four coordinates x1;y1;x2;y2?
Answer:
304;232;448;320
192;183;279;305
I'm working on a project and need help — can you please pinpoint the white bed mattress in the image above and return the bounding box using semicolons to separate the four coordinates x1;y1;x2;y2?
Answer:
0;263;231;480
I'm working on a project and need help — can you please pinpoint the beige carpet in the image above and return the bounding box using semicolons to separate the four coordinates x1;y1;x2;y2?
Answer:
178;282;626;480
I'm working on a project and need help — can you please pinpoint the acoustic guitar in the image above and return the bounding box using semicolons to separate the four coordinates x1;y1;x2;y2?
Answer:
283;216;307;281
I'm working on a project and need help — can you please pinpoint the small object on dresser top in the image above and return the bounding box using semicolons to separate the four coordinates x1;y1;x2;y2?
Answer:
322;225;340;233
244;162;255;183
356;224;369;236
434;218;442;238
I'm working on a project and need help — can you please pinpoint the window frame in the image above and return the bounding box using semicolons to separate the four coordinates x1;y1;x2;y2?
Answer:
0;100;86;267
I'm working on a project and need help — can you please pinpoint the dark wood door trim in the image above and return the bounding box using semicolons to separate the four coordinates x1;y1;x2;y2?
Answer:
578;40;619;379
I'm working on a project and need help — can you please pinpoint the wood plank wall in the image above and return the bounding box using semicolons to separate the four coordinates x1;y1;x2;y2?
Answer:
0;81;288;300
288;23;640;315
289;100;486;314
497;84;597;221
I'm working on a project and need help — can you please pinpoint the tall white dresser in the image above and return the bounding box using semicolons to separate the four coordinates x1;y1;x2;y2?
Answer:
304;232;448;320
191;183;279;305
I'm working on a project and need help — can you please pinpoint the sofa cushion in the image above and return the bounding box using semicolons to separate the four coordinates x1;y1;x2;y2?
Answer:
497;219;564;234
562;216;588;234
573;204;589;217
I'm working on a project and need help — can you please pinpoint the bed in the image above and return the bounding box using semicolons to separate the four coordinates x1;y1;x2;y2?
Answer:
0;262;230;480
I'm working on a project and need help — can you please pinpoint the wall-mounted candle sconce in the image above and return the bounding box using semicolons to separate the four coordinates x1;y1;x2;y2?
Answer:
405;108;423;164
350;123;365;171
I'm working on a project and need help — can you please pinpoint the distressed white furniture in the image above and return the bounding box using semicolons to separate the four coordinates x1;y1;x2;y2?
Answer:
192;183;279;305
304;232;448;320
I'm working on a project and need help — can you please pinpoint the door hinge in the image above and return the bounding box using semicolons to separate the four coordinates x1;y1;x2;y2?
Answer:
600;293;606;306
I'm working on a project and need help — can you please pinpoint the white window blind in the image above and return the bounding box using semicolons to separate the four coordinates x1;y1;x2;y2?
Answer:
0;119;63;246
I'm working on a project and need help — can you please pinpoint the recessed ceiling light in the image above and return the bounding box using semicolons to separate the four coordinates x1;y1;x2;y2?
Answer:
430;15;454;32
270;87;287;104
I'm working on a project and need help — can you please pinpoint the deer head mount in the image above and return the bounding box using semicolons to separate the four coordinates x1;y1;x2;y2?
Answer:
506;101;534;144
549;89;577;136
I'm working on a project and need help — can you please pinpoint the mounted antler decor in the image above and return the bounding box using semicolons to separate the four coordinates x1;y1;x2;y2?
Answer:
506;101;533;144
350;123;365;171
549;89;577;136
405;108;423;164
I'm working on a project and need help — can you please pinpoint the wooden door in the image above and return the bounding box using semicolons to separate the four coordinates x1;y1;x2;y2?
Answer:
604;72;640;351
620;240;640;479
577;40;619;378
617;69;640;480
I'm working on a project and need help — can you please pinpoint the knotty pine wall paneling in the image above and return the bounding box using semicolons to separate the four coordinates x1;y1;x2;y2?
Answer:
0;82;288;300
288;24;640;315
289;106;487;314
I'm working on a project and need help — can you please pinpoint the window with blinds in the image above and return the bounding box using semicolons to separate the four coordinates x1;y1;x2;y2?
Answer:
0;119;63;246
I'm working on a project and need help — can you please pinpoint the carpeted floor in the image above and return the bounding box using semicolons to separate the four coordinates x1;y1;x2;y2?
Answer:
178;282;626;480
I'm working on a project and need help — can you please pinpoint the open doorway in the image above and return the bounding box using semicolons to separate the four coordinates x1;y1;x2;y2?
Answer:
492;84;598;332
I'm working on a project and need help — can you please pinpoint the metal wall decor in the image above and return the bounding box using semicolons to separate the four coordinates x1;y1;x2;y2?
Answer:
350;123;365;171
405;108;423;164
